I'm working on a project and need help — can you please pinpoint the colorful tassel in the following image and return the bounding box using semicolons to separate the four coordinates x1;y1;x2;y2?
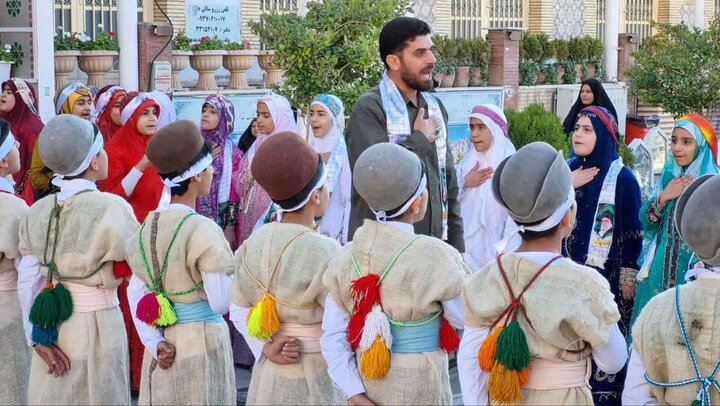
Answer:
53;283;73;322
136;292;160;325
439;316;460;352
29;286;60;328
478;326;503;372
155;293;176;326
691;400;701;406
347;311;367;350
246;292;280;340
350;274;381;314
495;319;531;371
488;362;522;404
113;261;133;279
359;335;391;379
247;299;269;339
518;366;530;386
31;325;59;346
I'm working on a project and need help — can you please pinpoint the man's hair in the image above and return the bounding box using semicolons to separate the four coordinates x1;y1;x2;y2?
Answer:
379;17;432;69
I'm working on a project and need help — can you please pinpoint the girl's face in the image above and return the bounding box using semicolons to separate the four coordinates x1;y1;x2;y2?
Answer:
572;115;597;157
469;117;493;152
110;92;126;126
251;120;259;137
136;106;158;136
0;85;16;113
0;142;21;174
671;127;698;167
580;84;594;106
72;95;93;120
309;105;333;138
201;104;221;131
256;102;275;135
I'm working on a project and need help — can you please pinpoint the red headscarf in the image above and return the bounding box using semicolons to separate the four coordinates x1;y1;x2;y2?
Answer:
0;78;43;202
94;84;126;142
100;91;163;221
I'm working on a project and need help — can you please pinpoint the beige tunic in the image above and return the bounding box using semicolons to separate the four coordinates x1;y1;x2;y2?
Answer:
126;209;236;406
0;193;30;405
463;254;621;405
17;191;139;405
323;220;469;405
632;279;720;405
231;222;343;405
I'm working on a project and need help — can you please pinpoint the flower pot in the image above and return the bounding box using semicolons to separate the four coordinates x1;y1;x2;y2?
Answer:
171;50;192;90
453;66;471;87
0;60;13;82
585;63;596;80
433;71;445;87
574;63;583;83
440;71;455;88
258;50;284;87
54;50;80;89
190;50;226;90
469;67;483;86
78;50;117;88
224;50;257;89
556;65;565;84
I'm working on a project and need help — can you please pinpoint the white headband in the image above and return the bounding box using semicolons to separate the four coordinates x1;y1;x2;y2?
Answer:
371;174;428;224
55;82;86;114
0;131;16;160
275;165;328;219
494;186;576;254
156;153;213;210
51;131;104;186
93;86;123;120
121;93;155;126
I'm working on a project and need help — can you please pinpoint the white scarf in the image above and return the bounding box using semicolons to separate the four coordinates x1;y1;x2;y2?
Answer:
585;158;623;268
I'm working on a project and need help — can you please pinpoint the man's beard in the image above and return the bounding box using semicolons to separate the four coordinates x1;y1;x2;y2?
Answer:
400;67;433;92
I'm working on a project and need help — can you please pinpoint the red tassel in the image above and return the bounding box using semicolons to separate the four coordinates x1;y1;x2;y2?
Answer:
113;261;133;279
347;310;367;350
136;292;160;325
439;316;460;352
350;274;381;314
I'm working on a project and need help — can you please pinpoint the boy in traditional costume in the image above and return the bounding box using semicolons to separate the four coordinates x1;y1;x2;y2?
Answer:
125;120;236;405
17;114;138;404
321;142;468;405
623;174;720;405
0;119;31;404
229;131;343;404
458;142;628;405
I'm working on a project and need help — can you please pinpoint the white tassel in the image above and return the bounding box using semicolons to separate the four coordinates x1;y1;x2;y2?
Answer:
585;255;607;268
359;304;393;351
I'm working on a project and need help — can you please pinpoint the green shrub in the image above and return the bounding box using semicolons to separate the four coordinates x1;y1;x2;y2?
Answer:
538;34;555;62
544;63;558;85
553;39;569;60
470;36;490;67
519;61;539;85
520;32;543;62
568;37;587;63
505;103;570;153
224;40;252;51
172;29;192;52
192;36;225;51
559;60;576;84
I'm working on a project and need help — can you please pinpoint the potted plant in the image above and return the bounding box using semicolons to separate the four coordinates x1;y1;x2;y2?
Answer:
552;39;569;83
520;33;542;85
171;29;193;90
223;40;256;89
535;34;554;84
54;28;81;89
469;36;489;86
0;44;14;82
77;25;119;88
258;49;285;87
190;35;227;90
568;37;587;83
441;37;458;87
585;37;604;80
453;38;472;87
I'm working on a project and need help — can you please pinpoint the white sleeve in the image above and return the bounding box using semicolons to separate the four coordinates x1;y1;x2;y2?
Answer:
17;255;43;346
442;295;464;329
592;322;628;374
458;325;490;406
320;293;366;399
228;301;267;363
622;346;658;405
127;275;165;359
200;271;231;315
121;167;144;197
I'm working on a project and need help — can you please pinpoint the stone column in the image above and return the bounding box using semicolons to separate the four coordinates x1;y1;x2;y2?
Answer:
604;0;620;81
694;0;705;28
487;29;521;109
33;0;56;122
118;1;139;90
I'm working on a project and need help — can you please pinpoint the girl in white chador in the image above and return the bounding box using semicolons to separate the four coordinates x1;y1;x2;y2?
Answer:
456;104;515;270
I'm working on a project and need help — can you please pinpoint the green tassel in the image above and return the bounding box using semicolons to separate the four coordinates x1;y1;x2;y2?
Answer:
53;283;73;322
29;287;60;328
495;319;531;371
691;400;701;406
155;293;177;326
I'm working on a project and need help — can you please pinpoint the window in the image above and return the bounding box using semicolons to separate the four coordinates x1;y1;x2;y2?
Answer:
54;0;149;38
451;0;483;39
626;0;653;41
260;0;298;12
489;0;525;29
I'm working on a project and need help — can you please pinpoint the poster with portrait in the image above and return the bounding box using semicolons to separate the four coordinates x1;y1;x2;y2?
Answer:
591;203;615;246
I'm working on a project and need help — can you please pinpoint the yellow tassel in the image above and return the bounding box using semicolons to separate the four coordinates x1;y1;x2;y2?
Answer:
259;292;280;337
488;362;522;405
359;335;391;379
155;293;177;326
247;299;270;339
478;326;503;372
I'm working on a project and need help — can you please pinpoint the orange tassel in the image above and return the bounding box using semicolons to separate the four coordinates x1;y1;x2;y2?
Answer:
488;362;522;404
359;335;391;379
518;366;530;386
478;326;503;372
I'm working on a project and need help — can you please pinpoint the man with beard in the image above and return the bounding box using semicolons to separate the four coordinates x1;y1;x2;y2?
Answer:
345;17;464;252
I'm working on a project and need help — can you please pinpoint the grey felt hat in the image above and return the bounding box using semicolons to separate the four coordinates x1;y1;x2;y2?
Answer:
675;174;720;266
492;141;572;224
353;142;423;212
38;114;97;175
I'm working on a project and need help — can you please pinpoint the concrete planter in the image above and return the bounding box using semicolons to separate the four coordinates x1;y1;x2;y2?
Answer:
440;71;456;88
258;50;284;86
171;50;193;90
78;50;118;88
469;67;483;87
0;60;13;82
453;66;471;87
190;50;226;90
223;50;257;89
54;50;80;89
